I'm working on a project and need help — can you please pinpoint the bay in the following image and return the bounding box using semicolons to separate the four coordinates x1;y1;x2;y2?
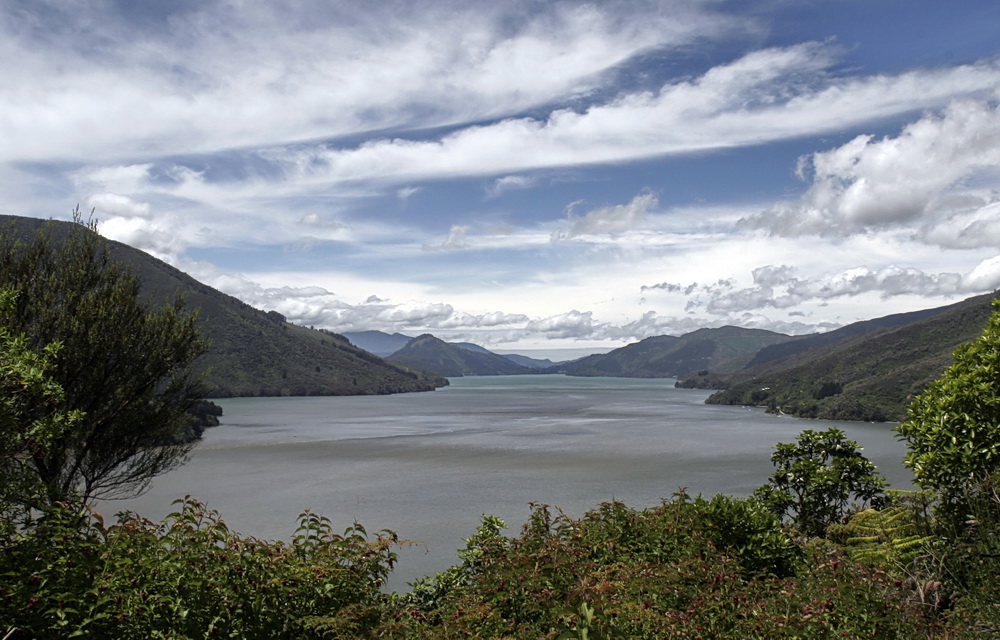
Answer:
102;375;913;590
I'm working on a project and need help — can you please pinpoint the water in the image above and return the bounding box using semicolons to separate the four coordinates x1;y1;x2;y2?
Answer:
101;375;913;590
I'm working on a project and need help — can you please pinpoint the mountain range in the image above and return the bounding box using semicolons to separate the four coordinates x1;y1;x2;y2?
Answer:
548;327;795;378
386;334;532;377
9;215;995;422
353;293;998;423
342;331;557;371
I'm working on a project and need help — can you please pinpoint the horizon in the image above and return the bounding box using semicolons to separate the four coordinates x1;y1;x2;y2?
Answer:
4;1;1000;354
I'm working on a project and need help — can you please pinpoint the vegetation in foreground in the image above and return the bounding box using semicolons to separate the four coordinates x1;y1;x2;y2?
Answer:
2;217;999;638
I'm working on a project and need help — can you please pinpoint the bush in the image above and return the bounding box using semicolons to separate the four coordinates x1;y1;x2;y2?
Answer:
0;498;398;639
897;300;1000;528
375;494;936;639
754;428;888;537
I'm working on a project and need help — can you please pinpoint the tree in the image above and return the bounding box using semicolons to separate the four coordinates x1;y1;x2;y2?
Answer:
896;299;1000;523
0;214;207;508
0;289;85;531
754;428;887;537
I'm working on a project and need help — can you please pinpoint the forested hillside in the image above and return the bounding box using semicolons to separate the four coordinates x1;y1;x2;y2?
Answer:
552;326;794;378
388;334;531;376
692;292;997;421
1;216;447;397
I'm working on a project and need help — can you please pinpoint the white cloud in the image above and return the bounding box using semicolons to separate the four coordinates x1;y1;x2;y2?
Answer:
743;99;1000;238
98;215;189;261
259;48;999;189
423;225;472;251
963;255;1000;291
552;192;657;240
85;193;151;219
486;175;539;198
645;261;999;316
397;186;421;202
526;310;596;338
73;164;153;193
0;2;726;164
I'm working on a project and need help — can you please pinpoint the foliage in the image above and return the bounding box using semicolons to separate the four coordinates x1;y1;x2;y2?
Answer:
373;495;935;639
0;497;398;639
0;214;208;508
754;428;888;537
0;289;85;533
827;493;935;575
400;514;508;613
936;475;1000;637
897;300;1000;525
698;494;800;577
1;491;971;639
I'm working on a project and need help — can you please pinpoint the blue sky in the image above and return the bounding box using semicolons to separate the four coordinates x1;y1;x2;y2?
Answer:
3;0;1000;358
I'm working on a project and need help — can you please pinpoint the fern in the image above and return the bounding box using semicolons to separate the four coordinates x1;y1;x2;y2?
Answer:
831;504;934;573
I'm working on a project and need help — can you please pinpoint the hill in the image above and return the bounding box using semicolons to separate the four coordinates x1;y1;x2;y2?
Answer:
742;303;960;369
500;353;558;369
2;216;448;397
344;329;559;369
695;292;997;421
342;330;414;357
388;334;532;376
550;327;794;378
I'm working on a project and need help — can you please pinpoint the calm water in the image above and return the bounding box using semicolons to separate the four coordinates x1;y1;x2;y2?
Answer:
102;375;913;590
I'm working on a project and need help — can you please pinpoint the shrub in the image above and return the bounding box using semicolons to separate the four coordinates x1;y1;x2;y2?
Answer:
897;300;1000;528
754;428;888;537
0;497;397;639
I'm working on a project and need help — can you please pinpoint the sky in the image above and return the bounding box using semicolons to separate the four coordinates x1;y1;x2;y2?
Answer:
3;0;1000;359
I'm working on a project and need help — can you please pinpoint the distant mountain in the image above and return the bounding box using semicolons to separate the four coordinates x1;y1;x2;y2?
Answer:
449;341;493;354
343;330;557;368
2;216;448;397
501;353;558;369
550;327;794;379
388;334;532;377
693;292;997;422
342;330;414;357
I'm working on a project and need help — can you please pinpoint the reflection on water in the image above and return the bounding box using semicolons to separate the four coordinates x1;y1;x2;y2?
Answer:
102;375;912;590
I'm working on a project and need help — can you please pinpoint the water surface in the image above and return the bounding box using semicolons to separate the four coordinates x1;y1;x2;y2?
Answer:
104;375;912;589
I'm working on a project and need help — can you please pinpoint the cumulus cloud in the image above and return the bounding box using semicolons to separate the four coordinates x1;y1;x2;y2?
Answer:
180;261;533;335
552;192;657;241
920;197;1000;249
645;261;1000;316
98;214;190;261
423;225;472;251
743;99;1000;238
85;193;151;218
526;310;596;338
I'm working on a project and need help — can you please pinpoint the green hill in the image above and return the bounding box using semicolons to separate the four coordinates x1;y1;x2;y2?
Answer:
696;292;997;421
2;216;447;397
388;334;531;377
551;327;794;378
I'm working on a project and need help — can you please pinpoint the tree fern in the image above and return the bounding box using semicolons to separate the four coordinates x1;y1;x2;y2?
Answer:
830;501;934;572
